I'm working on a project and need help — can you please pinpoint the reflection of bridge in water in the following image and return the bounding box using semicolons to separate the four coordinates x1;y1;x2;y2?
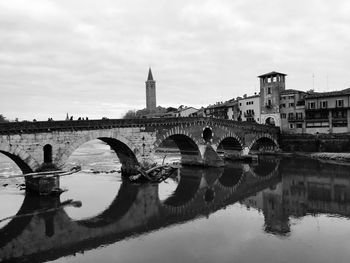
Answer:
0;161;281;263
3;157;350;262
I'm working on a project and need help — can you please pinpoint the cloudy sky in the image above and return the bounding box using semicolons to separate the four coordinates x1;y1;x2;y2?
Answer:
0;0;349;121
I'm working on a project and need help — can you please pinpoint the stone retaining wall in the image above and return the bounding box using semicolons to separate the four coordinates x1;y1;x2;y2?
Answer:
280;133;350;152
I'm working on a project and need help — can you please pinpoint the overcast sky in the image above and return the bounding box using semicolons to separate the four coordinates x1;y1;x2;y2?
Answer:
0;0;349;121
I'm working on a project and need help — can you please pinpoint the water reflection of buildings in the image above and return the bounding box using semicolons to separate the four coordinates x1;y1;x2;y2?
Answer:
242;158;350;236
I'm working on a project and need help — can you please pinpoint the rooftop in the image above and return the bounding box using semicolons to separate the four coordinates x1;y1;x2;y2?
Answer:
281;89;306;95
238;94;260;100
258;71;287;78
305;88;350;99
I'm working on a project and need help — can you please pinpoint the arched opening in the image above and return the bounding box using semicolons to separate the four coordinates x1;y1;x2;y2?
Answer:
156;134;201;165
0;151;33;174
162;167;202;207
265;117;275;126
64;138;139;174
0;153;27;231
250;137;278;154
217;137;243;158
76;180;139;227
62;138;136;221
218;165;244;188
250;157;279;178
202;127;213;142
43;144;52;163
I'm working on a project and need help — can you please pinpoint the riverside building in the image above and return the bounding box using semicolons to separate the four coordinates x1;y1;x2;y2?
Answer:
304;88;350;134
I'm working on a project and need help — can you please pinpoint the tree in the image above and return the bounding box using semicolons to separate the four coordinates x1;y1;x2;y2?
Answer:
123;110;138;119
0;114;9;123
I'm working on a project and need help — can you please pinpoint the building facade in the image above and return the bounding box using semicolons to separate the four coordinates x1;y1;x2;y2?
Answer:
176;107;199;117
304;89;350;134
204;100;239;120
259;71;286;127
145;68;156;111
238;94;260;123
280;90;307;133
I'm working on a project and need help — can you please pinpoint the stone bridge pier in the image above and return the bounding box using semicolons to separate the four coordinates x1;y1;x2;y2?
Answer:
0;118;280;180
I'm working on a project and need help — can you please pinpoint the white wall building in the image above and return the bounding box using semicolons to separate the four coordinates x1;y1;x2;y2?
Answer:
176;107;199;117
238;94;261;123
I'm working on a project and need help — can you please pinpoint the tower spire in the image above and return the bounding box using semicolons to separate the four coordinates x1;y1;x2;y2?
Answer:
147;67;154;81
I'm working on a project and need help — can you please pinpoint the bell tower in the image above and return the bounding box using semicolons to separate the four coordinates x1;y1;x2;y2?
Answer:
259;71;287;127
145;67;156;111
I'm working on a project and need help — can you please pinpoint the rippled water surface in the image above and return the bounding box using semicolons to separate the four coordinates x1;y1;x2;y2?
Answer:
1;142;350;263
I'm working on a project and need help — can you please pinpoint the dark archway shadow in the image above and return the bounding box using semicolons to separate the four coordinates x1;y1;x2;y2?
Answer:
76;179;140;228
218;164;244;188
162;167;203;207
217;137;243;158
0;151;33;174
250;137;278;154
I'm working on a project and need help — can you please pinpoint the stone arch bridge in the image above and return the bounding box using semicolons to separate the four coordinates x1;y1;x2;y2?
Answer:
0;117;280;174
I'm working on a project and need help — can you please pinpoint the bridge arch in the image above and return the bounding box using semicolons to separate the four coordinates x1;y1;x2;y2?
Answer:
56;131;140;170
77;180;140;228
0;142;39;173
215;133;243;156
248;159;280;179
155;128;202;163
217;165;245;190
247;134;279;154
161;168;203;210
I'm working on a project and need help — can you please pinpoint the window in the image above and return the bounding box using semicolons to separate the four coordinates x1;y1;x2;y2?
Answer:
289;103;294;107
280;104;286;108
288;113;294;119
296;123;302;128
296;112;303;119
308;102;315;109
289;123;294;129
267;87;271;94
281;113;286;119
239;103;242;106
320;101;328;109
336;99;344;108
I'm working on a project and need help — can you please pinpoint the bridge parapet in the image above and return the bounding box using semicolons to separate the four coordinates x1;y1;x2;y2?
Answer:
0;117;279;135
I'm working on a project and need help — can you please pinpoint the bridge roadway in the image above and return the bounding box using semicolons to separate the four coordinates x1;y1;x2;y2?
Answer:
0;161;281;263
0;117;280;174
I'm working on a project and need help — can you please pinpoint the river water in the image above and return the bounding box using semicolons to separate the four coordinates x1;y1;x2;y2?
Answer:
1;140;350;263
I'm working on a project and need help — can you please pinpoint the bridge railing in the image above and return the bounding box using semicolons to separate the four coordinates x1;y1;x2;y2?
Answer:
0;117;279;134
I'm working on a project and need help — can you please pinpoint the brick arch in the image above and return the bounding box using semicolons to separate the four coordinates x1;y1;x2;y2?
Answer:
214;132;244;151
154;127;202;158
247;133;279;153
216;166;245;191
248;159;280;179
0;142;40;173
56;130;140;169
154;127;201;148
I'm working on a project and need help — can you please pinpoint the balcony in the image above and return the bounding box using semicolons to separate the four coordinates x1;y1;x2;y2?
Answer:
305;117;329;122
288;117;304;122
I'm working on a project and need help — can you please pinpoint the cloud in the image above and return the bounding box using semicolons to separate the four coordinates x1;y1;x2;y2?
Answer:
0;0;349;120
